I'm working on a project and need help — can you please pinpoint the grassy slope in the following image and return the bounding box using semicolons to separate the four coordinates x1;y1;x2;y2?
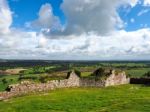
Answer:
0;85;149;112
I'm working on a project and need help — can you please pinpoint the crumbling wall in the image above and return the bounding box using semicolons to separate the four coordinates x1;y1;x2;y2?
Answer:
105;71;130;86
0;72;80;100
0;70;129;100
80;78;105;87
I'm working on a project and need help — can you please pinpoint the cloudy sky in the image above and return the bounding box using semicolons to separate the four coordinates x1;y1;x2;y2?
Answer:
1;0;150;60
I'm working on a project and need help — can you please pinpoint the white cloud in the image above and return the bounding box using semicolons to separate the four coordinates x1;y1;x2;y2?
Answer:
43;0;138;36
60;0;124;36
138;9;150;16
1;0;150;60
31;3;61;30
32;28;150;60
144;0;150;6
0;0;12;34
130;0;139;7
37;34;48;48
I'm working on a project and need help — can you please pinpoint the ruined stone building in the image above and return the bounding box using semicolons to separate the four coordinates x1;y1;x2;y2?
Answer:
0;69;130;100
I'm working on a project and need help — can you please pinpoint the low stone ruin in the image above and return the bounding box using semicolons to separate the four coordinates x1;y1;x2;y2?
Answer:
0;69;130;100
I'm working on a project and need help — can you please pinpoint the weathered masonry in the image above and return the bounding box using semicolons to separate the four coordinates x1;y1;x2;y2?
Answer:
0;70;130;100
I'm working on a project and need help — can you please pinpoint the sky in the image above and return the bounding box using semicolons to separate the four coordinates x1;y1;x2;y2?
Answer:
1;0;150;60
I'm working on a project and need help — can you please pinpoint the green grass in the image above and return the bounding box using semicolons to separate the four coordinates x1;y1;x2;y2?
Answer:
81;72;92;77
0;75;19;91
126;68;150;78
0;66;149;91
81;68;150;78
0;85;150;112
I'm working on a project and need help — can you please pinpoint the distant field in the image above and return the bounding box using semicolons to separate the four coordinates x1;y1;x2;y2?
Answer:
126;68;150;78
0;61;150;92
0;85;149;112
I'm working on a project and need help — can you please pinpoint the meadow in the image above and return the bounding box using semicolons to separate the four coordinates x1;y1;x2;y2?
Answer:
0;61;150;91
0;61;150;112
0;84;149;112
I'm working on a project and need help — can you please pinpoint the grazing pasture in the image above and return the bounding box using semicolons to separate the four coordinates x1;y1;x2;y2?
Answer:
0;85;149;112
0;61;150;92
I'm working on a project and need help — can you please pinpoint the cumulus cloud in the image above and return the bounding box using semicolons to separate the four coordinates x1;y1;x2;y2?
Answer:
6;28;147;60
31;3;61;31
60;0;123;36
144;0;150;6
0;0;39;58
0;0;12;34
1;0;150;60
45;0;138;36
130;0;139;7
39;0;139;37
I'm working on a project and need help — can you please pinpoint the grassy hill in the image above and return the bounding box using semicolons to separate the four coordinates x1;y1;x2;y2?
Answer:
0;84;149;112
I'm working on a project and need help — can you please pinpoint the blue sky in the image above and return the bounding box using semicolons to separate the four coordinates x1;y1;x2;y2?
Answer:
118;0;150;31
8;0;65;28
1;0;150;60
7;0;150;31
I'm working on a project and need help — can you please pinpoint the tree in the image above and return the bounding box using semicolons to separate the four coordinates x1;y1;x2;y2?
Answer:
93;68;105;77
2;78;7;84
144;71;150;78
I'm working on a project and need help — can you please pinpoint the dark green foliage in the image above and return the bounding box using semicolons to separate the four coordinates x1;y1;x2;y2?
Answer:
92;68;105;77
91;68;110;80
18;73;38;81
1;78;7;84
9;79;13;82
144;71;150;78
66;69;81;79
39;76;47;83
74;69;81;77
126;73;131;78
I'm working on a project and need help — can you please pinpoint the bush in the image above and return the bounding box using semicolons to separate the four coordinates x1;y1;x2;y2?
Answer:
144;71;150;78
66;69;81;79
1;78;7;84
92;68;105;77
39;76;48;83
74;69;81;77
91;68;110;81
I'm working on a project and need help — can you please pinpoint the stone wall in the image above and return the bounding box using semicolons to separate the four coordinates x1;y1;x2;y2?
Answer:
80;78;105;87
0;70;129;100
105;71;130;86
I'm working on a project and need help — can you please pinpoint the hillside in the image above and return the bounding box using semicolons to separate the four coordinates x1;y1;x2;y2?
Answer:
0;85;149;112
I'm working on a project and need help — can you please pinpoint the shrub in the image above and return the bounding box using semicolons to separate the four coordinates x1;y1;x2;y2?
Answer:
144;71;150;78
92;68;105;77
10;79;13;82
39;76;48;83
91;68;110;81
66;69;81;79
1;78;7;84
74;69;81;77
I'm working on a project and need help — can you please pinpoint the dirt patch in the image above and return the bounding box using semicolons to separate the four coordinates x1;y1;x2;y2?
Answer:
0;68;26;75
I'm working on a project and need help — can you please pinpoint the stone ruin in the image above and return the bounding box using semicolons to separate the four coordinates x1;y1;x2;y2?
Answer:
0;69;130;100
